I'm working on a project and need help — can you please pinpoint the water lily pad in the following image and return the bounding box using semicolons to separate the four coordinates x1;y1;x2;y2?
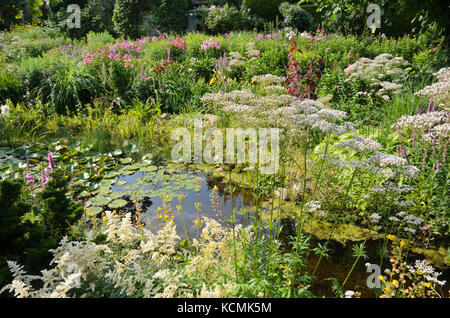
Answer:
90;195;112;206
120;158;133;164
85;206;103;216
108;199;128;209
110;192;123;200
116;180;127;186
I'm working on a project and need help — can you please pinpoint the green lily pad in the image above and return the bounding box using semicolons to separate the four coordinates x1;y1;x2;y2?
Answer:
85;206;103;216
108;199;128;209
90;195;112;206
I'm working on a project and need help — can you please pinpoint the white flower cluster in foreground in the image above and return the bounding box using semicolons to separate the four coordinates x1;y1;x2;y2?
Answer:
344;53;409;100
0;212;247;298
415;67;450;110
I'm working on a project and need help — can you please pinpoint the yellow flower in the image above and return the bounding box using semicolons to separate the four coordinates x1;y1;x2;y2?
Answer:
279;264;285;269
165;195;170;199
272;273;278;277
251;78;257;84
387;234;396;241
213;185;218;191
392;280;399;288
379;295;385;298
132;200;136;204
424;282;431;288
209;77;216;85
379;275;385;282
400;240;406;247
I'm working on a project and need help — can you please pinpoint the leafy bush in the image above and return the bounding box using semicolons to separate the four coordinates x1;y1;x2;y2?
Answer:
205;4;264;34
34;60;99;114
0;170;83;292
0;68;25;104
279;2;314;32
242;0;284;21
151;0;190;33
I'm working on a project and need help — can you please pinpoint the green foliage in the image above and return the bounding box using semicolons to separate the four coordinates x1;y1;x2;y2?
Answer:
0;171;82;291
36;60;99;114
151;0;190;33
279;2;314;32
0;0;43;30
40;169;84;237
0;69;25;104
242;0;284;21
205;4;264;34
112;0;152;39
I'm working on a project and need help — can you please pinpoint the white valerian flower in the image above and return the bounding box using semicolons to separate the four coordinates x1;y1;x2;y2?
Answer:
344;290;355;298
1;105;10;118
415;67;450;109
370;213;381;223
335;135;382;152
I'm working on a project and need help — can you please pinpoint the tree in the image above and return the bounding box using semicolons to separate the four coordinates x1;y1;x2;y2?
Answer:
113;0;154;38
0;0;44;29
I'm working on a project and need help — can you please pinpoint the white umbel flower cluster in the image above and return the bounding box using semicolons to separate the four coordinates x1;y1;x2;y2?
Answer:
344;53;408;100
415;67;450;110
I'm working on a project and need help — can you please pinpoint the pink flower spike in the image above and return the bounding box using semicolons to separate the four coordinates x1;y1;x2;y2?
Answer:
48;152;56;171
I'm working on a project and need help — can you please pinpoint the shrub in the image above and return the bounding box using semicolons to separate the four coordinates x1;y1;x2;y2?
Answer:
151;0;190;33
279;2;314;32
112;0;152;39
0;68;25;104
242;0;284;21
205;4;264;34
0;170;83;291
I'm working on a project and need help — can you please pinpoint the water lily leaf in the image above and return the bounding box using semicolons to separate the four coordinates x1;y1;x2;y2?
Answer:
103;171;117;179
85;206;103;216
78;191;90;199
108;199;128;209
120;158;133;164
110;192;123;200
90;195;111;206
116;180;127;186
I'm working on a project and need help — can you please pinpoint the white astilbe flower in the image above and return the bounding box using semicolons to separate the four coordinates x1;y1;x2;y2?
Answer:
140;221;180;266
305;200;321;213
104;212;139;245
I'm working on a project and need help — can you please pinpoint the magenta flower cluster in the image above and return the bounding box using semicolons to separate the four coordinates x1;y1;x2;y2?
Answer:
25;153;56;189
201;38;222;51
168;37;187;51
82;38;150;65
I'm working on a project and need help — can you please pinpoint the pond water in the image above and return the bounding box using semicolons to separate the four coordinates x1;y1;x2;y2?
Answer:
110;168;258;240
96;167;449;298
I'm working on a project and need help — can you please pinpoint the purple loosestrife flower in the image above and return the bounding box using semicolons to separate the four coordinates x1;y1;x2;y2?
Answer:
26;172;34;184
48;152;56;172
436;162;440;171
